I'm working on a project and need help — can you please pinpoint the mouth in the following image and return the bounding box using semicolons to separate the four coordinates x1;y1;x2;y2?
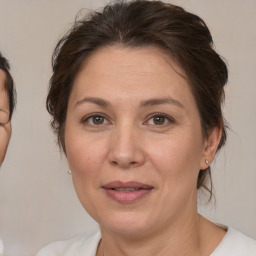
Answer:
102;181;154;204
109;188;144;192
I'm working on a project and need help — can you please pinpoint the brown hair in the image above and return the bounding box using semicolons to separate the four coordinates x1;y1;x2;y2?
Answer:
47;0;228;197
0;52;16;120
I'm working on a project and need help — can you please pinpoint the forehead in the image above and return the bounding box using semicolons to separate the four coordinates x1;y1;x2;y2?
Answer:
81;45;186;78
72;45;188;96
68;45;198;116
71;46;188;97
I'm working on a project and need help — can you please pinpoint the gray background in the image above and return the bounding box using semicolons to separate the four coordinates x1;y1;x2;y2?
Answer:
0;0;255;255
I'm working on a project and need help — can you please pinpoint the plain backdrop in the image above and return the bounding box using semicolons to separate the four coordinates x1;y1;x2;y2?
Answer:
0;0;256;255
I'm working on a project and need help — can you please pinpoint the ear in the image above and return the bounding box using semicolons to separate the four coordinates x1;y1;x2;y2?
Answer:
200;126;222;170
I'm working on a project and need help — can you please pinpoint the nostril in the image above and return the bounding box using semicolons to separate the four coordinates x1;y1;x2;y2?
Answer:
110;160;139;168
111;160;118;166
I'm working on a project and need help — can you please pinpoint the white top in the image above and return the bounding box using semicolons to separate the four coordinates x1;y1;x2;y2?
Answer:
37;227;256;256
0;239;3;255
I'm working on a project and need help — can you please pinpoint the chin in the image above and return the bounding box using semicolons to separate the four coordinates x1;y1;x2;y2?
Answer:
98;211;156;237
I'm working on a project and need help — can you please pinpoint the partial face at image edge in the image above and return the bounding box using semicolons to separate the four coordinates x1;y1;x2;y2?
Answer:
0;69;12;166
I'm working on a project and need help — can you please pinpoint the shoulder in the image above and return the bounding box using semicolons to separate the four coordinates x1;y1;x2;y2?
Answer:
36;232;101;256
211;226;256;256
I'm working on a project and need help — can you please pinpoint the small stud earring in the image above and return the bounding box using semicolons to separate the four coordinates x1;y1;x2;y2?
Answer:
67;170;72;175
205;159;209;165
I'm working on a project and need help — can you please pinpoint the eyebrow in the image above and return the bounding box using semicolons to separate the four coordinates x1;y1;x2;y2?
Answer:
75;96;184;109
75;97;110;107
140;97;184;108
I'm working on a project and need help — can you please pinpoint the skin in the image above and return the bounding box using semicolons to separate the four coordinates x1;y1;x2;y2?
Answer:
65;46;225;256
0;70;11;166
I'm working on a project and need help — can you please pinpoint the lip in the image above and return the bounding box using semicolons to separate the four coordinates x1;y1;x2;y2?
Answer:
102;181;154;204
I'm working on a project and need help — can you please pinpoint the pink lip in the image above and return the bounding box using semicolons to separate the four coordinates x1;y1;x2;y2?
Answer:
102;181;153;204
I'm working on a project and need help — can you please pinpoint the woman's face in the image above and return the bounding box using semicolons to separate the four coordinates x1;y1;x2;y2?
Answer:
0;70;11;166
65;46;220;236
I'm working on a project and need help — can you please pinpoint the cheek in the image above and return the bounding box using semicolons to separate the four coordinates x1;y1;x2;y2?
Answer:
0;125;11;165
147;131;203;188
0;140;8;166
148;138;202;216
67;139;99;173
65;131;110;221
65;131;108;186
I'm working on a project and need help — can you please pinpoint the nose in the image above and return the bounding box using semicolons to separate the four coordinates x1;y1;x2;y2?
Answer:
107;123;145;169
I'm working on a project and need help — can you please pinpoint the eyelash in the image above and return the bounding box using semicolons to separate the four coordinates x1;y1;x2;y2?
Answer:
81;112;175;127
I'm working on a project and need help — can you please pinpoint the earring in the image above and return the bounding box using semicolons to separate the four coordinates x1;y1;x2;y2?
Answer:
205;159;209;165
67;170;72;175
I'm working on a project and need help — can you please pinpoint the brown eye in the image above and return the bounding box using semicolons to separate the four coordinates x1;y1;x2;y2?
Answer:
82;114;110;126
92;116;105;125
153;116;166;125
146;113;174;127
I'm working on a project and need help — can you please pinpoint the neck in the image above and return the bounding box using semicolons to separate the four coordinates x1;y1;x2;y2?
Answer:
98;212;205;256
